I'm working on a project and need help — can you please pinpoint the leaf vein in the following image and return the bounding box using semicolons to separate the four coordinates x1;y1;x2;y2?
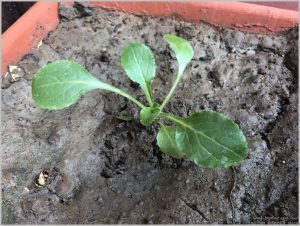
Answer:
171;116;243;158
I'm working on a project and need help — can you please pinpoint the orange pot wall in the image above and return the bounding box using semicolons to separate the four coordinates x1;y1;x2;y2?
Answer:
2;2;298;76
88;2;298;33
2;2;59;75
246;1;298;11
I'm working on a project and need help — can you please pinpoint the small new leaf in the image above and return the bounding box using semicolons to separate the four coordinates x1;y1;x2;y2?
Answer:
157;124;183;158
140;106;160;126
164;34;193;76
121;43;156;105
116;115;133;121
165;111;247;168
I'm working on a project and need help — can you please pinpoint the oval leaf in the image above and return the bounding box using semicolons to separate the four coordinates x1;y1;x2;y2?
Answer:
121;43;155;104
32;60;121;110
140;106;160;126
157;124;184;158
164;34;194;76
169;111;247;168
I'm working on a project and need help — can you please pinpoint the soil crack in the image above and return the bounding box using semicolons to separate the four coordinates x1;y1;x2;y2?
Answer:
259;96;290;150
229;166;237;224
260;132;271;149
256;45;283;57
181;199;208;222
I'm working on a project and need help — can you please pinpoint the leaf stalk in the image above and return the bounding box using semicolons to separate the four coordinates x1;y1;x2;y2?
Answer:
159;75;181;111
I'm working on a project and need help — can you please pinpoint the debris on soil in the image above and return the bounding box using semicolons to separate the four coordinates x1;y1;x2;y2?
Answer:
1;3;298;224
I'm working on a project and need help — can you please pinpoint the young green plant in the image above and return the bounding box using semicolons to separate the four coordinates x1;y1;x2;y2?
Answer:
32;35;248;168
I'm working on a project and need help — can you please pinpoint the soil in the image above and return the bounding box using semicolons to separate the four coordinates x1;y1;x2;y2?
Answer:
1;3;298;224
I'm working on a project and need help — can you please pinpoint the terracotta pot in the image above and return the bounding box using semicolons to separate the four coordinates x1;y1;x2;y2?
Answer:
2;1;298;76
2;2;59;75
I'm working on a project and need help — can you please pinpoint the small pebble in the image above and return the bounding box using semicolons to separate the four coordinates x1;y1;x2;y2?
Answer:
37;40;43;48
95;196;104;205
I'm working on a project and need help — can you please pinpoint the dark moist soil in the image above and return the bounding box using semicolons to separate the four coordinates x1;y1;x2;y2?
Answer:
2;3;298;224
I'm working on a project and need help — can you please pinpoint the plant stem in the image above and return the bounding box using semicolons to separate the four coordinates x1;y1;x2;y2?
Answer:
145;89;154;107
115;89;146;109
159;112;177;122
101;84;146;109
159;75;181;111
159;112;185;127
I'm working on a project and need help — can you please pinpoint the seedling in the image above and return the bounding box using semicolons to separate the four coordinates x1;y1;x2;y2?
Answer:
32;35;247;168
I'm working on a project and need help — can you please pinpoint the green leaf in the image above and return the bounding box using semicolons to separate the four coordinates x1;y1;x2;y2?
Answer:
121;43;156;105
159;35;194;111
32;60;104;109
164;34;193;76
139;106;160;126
32;60;145;110
116;115;133;121
157;124;184;158
165;111;247;168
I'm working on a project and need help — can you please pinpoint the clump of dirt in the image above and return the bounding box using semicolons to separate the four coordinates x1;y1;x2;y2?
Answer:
2;3;298;224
